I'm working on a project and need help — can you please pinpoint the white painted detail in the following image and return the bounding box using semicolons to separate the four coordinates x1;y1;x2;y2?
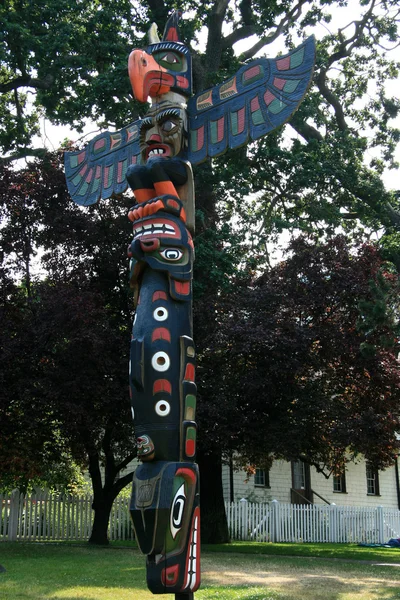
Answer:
131;407;135;420
151;351;170;372
170;483;186;539
155;400;171;417
153;307;168;321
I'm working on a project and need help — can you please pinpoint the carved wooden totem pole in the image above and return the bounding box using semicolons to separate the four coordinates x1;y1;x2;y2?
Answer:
65;10;315;599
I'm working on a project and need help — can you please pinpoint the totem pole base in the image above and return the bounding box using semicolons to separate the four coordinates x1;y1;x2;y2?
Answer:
175;593;194;600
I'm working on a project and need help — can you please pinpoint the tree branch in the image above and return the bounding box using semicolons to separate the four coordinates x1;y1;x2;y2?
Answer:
0;74;54;93
0;148;49;166
238;0;308;61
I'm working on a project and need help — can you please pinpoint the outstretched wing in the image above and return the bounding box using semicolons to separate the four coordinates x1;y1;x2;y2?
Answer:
64;121;142;206
187;36;315;165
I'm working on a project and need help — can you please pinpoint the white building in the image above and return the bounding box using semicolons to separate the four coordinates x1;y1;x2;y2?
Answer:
222;458;400;509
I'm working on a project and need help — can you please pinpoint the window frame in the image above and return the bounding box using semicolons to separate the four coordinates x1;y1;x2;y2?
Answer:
333;470;347;493
254;467;270;488
366;463;380;496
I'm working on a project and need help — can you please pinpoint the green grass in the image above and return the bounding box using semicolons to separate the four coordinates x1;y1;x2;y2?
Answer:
0;542;399;600
202;541;400;563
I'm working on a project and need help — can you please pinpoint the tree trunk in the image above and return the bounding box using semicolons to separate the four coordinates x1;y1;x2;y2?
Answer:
198;450;230;543
89;501;113;545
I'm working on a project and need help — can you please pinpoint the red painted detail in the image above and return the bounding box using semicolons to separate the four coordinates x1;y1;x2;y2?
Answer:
95;165;101;178
273;77;286;90
94;138;106;151
184;363;195;382
110;135;121;149
185;438;196;457
217;117;225;142
140;238;160;252
131;155;137;164
148;134;162;143
264;90;276;106
244;65;261;81
250;97;260;112
153;379;172;395
182;507;201;592
167;199;180;210
152;327;171;342
277;56;291;71
85;168;93;183
196;126;204;151
79;165;88;178
117;161;123;182
162;564;179;586
152;291;168;302
180;207;187;224
237;107;245;134
176;75;189;89
78;152;85;164
176;467;196;484
103;166;110;187
137;294;141;305
174;280;190;296
165;27;179;42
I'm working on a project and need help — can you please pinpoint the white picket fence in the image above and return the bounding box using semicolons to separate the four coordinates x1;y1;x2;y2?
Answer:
0;491;134;542
225;499;400;544
3;492;400;544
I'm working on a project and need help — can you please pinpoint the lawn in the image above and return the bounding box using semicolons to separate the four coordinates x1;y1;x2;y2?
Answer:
0;542;399;600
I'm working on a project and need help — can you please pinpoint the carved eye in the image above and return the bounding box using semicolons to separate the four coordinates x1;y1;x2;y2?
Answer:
153;50;186;72
170;483;186;539
160;248;183;261
161;52;179;64
162;120;177;133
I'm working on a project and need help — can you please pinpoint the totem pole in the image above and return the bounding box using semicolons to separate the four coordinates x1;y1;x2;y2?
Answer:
64;10;315;599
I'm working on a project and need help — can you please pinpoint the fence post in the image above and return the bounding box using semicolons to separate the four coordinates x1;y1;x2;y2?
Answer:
329;503;337;543
239;498;248;541
8;489;20;542
376;505;384;544
270;499;280;543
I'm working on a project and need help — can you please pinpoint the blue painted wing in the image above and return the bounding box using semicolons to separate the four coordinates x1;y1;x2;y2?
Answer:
64;121;142;206
187;36;315;165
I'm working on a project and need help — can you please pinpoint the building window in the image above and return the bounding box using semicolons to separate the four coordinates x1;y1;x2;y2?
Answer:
254;468;270;488
292;460;306;490
333;471;346;493
366;464;380;496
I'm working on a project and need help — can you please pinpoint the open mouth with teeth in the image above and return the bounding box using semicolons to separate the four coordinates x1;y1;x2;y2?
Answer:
146;144;171;160
132;218;181;241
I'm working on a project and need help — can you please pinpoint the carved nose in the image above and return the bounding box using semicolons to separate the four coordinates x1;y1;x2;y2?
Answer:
147;134;162;143
140;238;160;252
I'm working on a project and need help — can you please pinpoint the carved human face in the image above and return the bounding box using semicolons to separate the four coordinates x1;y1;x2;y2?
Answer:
140;102;186;163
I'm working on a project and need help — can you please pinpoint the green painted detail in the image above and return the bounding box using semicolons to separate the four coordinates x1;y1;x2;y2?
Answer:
120;158;128;182
78;181;89;196
210;120;218;145
290;48;304;69
269;99;286;114
231;112;238;136
106;165;114;188
72;173;82;186
185;394;196;420
284;80;300;93
187;426;196;441
70;155;78;168
91;177;100;193
191;130;198;152
252;109;265;125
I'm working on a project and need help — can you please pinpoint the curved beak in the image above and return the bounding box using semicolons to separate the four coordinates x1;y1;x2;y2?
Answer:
128;50;174;102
